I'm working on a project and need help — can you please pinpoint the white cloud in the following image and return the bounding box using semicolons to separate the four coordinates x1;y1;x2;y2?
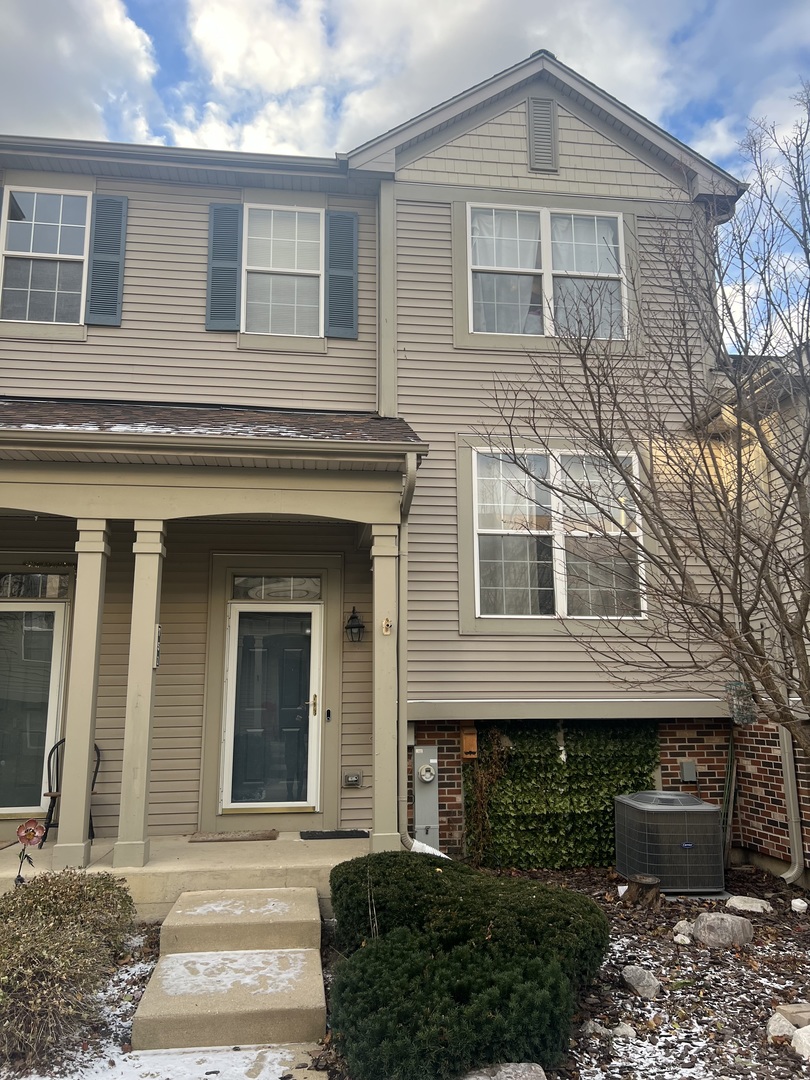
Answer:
0;0;157;141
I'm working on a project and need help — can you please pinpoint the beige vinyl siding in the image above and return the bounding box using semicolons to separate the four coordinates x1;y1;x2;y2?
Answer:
398;103;689;200
396;198;701;709
0;180;377;411
340;550;373;827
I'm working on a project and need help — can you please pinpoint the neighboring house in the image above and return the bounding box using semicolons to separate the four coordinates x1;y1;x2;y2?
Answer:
0;51;804;877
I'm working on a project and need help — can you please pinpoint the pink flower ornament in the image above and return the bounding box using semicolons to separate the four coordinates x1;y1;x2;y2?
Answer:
15;818;44;884
17;819;45;847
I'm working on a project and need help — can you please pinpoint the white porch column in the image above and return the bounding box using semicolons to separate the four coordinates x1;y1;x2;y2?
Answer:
52;519;110;870
113;521;166;868
370;524;400;851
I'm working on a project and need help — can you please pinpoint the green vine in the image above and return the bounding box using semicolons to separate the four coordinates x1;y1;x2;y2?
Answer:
463;720;659;869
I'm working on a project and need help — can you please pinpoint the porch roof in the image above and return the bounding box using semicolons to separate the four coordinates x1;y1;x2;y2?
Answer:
0;397;427;472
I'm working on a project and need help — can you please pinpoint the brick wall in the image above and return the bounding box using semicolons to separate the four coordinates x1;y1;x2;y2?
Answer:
658;717;810;868
410;721;465;856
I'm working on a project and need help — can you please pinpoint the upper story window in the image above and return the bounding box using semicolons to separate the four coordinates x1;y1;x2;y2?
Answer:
243;207;323;336
207;203;358;341
469;206;624;339
0;189;91;324
475;451;641;618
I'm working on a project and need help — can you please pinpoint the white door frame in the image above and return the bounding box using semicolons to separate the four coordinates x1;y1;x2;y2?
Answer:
219;601;323;811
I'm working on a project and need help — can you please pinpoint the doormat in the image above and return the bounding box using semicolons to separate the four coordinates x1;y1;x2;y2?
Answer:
300;829;369;840
188;829;279;843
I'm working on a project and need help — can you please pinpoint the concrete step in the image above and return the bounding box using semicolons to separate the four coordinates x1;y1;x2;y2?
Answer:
160;888;322;954
131;947;326;1050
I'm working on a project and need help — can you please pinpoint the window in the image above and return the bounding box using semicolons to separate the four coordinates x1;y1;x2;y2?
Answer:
475;451;641;618
1;189;90;323
469;206;624;339
206;203;358;340
244;207;323;336
0;189;128;328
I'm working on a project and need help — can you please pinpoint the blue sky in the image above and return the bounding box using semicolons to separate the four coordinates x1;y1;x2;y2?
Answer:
1;0;809;170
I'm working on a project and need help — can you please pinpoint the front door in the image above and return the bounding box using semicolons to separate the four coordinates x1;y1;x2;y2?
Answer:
221;603;322;809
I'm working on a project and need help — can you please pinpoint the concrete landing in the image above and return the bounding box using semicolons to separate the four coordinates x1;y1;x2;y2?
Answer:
132;947;326;1049
160;888;322;953
132;886;327;1052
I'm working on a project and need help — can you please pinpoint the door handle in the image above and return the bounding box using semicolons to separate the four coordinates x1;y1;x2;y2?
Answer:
306;694;317;716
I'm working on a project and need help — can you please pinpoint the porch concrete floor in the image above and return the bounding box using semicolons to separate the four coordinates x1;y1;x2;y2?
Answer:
0;833;370;919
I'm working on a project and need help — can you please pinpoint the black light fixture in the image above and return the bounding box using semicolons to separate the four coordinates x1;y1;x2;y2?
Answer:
344;607;365;643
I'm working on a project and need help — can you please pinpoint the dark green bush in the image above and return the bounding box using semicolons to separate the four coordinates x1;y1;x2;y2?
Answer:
330;851;609;988
331;927;574;1080
0;870;135;1063
330;850;475;953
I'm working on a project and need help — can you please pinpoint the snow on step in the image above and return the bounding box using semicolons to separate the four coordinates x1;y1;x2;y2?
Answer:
132;887;326;1051
132;948;326;1049
160;887;321;954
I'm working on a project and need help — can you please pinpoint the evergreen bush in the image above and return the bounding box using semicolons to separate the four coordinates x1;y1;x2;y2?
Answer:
329;852;610;1080
331;927;574;1080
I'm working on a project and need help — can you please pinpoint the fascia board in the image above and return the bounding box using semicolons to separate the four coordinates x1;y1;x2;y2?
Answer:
0;429;429;465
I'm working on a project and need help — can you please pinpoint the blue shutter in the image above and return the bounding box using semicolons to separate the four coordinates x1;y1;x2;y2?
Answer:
85;195;127;326
206;203;242;331
325;210;358;339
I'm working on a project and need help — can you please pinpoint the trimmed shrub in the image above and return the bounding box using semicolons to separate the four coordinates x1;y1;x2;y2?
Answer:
330;851;475;953
0;870;135;963
331;927;574;1080
0;870;135;1063
330;851;609;987
0;917;105;1063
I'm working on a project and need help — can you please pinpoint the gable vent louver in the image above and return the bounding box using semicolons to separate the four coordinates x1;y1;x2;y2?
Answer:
528;98;558;172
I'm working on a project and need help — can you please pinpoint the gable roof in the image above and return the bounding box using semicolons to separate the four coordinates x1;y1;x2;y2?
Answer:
345;50;745;202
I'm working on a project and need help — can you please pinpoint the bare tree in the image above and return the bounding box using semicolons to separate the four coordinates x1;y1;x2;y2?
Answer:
488;89;810;753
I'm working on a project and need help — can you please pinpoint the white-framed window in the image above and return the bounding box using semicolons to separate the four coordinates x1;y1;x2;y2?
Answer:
474;450;642;618
468;205;624;338
0;188;92;324
242;205;324;336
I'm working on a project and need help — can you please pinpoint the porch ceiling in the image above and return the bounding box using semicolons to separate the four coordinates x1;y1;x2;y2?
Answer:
0;397;427;472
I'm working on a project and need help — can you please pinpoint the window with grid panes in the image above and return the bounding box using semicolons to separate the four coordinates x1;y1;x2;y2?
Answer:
475;451;642;618
469;206;624;339
243;206;323;336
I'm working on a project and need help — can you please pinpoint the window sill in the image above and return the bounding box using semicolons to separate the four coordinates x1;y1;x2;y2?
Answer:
237;332;328;354
459;612;645;636
0;321;87;342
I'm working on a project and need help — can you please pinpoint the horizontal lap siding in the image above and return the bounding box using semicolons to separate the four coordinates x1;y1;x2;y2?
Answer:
0;181;377;412
396;199;690;708
340;548;373;827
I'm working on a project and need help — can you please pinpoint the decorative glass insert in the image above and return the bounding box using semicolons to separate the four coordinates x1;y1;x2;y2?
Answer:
232;575;321;601
1;190;90;324
0;573;70;599
244;207;322;336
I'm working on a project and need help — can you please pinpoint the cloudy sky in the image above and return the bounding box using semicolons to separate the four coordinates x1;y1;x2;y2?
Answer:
1;0;808;170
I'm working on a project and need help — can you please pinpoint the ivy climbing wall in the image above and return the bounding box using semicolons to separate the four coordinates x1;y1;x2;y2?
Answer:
464;720;659;869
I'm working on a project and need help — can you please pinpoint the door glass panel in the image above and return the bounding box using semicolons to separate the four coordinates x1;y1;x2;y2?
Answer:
231;611;312;804
0;610;55;808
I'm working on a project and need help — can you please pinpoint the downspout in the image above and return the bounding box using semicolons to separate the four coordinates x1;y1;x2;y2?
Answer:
779;724;805;883
398;453;418;848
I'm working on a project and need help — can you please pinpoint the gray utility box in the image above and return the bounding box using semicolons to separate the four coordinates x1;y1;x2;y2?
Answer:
615;791;724;893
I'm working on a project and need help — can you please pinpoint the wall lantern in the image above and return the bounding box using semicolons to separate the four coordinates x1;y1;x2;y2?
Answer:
344;607;365;643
